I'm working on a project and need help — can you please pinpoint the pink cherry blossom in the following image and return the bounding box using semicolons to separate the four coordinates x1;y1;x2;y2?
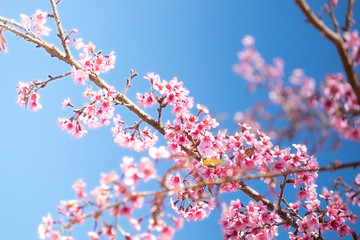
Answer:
88;231;99;240
332;0;338;7
72;178;87;198
139;157;157;182
148;146;170;159
242;35;255;47
20;14;31;29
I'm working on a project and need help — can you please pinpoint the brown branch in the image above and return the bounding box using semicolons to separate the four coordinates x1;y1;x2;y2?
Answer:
344;0;355;32
294;0;360;104
31;71;71;90
49;0;72;59
0;21;45;49
278;175;287;207
123;69;138;95
325;0;339;33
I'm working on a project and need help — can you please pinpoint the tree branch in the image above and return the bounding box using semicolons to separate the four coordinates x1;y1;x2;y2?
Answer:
294;0;360;104
49;0;72;59
344;0;355;32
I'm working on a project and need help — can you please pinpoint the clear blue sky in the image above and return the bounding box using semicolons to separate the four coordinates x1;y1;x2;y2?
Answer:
0;0;359;239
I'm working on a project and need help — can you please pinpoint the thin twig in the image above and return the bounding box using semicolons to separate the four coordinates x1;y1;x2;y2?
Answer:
278;175;287;207
344;0;355;32
122;69;138;95
325;0;339;33
49;0;72;59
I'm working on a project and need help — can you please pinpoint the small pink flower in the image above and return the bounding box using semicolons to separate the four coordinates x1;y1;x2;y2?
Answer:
160;226;175;240
296;215;318;233
29;99;42;111
242;35;255;47
137;92;157;108
338;225;352;237
20;14;31;29
139;157;157;182
355;173;360;185
167;172;183;188
172;217;184;229
139;233;156;240
84;42;96;53
88;231;99;240
32;10;48;24
196;103;209;114
73;38;84;50
62;97;73;109
72;178;87;198
130;218;142;231
71;68;88;85
33;23;51;36
319;187;333;200
100;171;119;185
148;146;170;159
332;0;338;7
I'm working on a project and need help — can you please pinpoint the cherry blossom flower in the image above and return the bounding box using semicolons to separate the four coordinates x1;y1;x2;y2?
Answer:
148;146;170;159
88;231;99;240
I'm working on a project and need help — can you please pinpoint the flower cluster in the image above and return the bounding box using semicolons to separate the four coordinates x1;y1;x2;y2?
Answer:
220;200;280;240
71;42;116;85
144;73;194;115
59;86;116;138
316;188;358;238
20;10;51;36
111;115;159;152
233;35;360;145
344;30;360;65
39;70;358;239
345;173;360;207
321;73;360;141
5;2;359;239
16;81;42;111
233;35;284;92
38;154;183;240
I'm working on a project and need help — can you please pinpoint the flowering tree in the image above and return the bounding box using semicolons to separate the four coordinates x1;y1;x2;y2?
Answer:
1;0;360;239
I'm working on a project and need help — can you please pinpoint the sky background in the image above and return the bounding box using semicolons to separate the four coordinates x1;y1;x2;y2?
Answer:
0;0;359;239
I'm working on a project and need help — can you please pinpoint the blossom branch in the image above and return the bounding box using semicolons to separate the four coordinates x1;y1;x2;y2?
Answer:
0;16;165;135
3;3;359;238
0;21;43;49
295;0;360;104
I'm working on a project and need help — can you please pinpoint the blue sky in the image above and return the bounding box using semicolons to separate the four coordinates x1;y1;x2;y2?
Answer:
0;0;359;239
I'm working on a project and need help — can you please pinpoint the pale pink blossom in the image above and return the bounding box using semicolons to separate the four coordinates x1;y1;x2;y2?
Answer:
332;0;338;7
160;226;175;240
72;178;87;198
130;218;141;231
100;171;119;185
242;35;255;47
355;173;360;185
148;146;170;159
73;38;84;50
62;97;73;109
139;157;157;182
88;231;99;240
20;14;31;29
